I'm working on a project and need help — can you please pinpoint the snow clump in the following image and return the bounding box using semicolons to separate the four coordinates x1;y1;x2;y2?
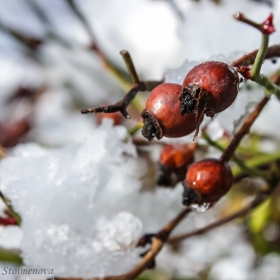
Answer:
0;120;143;278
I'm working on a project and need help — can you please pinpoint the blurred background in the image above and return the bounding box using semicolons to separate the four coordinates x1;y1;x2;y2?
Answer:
1;0;280;279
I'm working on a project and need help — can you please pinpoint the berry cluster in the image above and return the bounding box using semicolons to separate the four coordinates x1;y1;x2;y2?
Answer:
142;61;240;206
142;61;240;141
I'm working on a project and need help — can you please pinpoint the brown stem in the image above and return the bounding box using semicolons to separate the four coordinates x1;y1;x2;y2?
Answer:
81;48;163;118
234;12;262;31
120;50;140;84
234;12;275;35
231;45;280;67
81;80;162;118
220;96;269;162
55;208;191;280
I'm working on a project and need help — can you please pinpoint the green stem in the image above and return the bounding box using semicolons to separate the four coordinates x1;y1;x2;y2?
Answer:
254;75;280;98
249;34;280;98
202;133;265;177
232;151;280;177
128;122;143;136
250;34;269;79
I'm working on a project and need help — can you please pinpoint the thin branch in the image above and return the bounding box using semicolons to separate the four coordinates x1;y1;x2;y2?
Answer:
231;44;280;67
0;191;21;225
64;0;129;87
120;50;140;84
81;50;163;118
24;0;73;49
168;190;269;244
220;96;269;162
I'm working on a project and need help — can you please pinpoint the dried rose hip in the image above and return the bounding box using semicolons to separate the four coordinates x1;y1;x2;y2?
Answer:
182;158;233;206
141;83;201;141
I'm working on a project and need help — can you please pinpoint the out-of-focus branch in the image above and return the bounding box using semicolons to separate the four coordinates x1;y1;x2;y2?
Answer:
202;132;265;177
64;0;129;88
24;0;72;49
0;146;21;225
232;151;280;178
0;191;21;225
220;96;270;163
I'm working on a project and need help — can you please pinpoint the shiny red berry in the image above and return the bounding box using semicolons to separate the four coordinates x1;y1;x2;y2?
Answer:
141;83;201;141
182;158;233;206
180;61;239;119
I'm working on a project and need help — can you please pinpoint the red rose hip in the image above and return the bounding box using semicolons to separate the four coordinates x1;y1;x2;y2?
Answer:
182;158;233;206
141;83;201;141
157;143;196;186
180;61;239;118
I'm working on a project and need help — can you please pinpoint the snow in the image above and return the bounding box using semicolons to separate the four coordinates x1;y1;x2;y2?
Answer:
0;121;143;277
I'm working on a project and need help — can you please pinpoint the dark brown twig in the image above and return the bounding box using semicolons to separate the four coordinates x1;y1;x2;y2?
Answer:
81;50;163;118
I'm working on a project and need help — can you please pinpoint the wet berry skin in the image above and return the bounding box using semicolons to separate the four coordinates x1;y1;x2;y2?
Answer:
182;158;233;206
180;61;239;117
141;83;200;141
